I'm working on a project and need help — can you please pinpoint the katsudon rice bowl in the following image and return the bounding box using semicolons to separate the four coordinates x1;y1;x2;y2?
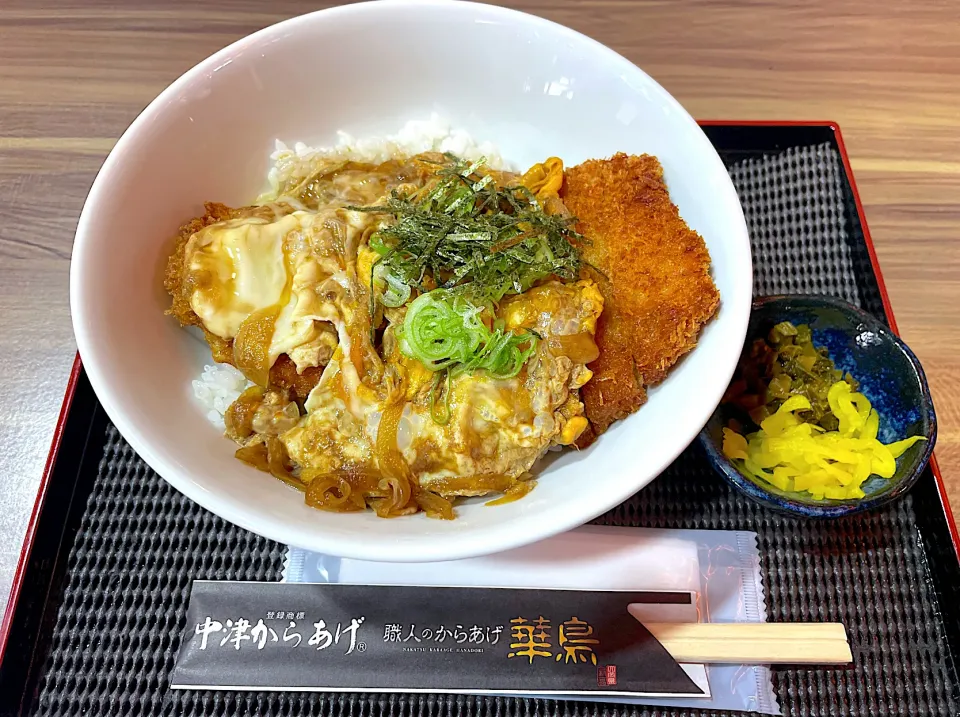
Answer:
70;1;752;561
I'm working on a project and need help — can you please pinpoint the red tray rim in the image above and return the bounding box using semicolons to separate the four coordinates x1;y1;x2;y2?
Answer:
4;120;957;667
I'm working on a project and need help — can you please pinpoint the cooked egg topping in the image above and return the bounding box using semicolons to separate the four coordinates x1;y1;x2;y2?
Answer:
184;207;380;374
186;212;292;339
174;154;606;515
282;280;603;496
182;157;430;378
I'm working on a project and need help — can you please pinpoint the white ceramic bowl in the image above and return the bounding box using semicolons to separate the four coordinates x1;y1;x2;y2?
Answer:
70;0;751;562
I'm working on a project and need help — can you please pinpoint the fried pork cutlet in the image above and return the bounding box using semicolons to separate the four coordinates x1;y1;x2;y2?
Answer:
164;202;240;362
560;153;720;445
163;202;324;403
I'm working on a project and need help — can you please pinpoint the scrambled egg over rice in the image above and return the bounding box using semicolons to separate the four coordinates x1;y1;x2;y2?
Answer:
166;152;604;518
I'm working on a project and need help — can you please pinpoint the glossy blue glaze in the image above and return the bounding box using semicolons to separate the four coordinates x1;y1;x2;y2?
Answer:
700;295;937;518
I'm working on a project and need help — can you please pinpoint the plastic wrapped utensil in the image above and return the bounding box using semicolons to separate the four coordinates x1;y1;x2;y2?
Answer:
284;525;779;714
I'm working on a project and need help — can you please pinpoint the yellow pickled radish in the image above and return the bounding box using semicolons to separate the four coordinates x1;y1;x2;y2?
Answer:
887;435;927;459
721;381;927;501
721;428;749;460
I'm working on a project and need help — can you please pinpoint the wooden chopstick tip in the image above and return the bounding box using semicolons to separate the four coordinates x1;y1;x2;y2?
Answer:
626;609;853;666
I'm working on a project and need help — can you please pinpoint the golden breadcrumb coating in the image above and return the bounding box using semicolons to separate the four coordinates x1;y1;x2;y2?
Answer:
560;153;720;445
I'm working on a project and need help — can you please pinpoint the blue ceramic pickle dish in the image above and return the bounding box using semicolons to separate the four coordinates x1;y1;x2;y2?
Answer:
700;294;937;518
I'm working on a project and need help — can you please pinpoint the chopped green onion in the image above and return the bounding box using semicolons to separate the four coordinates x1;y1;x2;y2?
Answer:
369;234;391;256
398;290;483;370
380;268;412;308
429;371;453;426
399;290;538;383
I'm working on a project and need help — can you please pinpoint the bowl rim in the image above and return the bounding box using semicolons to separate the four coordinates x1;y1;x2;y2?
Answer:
70;0;751;560
700;293;938;518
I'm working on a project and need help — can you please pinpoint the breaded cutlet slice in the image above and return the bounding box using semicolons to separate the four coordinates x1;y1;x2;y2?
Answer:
559;153;720;445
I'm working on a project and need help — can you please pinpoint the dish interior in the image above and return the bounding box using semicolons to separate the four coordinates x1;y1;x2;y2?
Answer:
703;297;934;506
70;1;752;559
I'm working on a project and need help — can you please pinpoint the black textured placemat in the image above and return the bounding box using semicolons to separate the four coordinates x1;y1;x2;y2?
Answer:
28;143;958;717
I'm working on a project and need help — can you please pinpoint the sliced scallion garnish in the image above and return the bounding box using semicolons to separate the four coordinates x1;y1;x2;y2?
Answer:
398;290;538;379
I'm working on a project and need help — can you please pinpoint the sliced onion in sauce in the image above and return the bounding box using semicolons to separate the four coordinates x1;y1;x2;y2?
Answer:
375;402;408;478
305;475;366;512
486;479;537;506
233;305;281;387
372;475;414;518
414;490;455;520
224;386;265;441
235;438;304;491
371;401;417;516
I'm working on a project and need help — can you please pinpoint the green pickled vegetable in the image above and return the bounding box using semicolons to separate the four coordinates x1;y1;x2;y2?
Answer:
723;320;858;431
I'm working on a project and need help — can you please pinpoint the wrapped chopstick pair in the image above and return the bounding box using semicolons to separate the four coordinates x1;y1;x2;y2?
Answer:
640;620;851;664
280;525;795;713
170;527;853;715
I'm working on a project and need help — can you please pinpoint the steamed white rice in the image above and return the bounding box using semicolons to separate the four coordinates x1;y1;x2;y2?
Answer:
194;116;505;427
193;364;251;429
263;113;509;202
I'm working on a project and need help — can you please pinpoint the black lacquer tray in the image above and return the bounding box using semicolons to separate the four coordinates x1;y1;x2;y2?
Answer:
2;123;958;717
